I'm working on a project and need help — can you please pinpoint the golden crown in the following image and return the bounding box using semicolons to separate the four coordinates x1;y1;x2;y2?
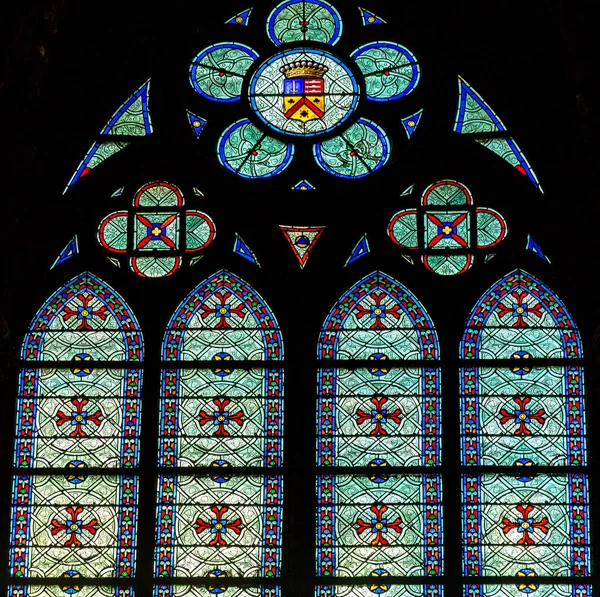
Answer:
280;60;328;79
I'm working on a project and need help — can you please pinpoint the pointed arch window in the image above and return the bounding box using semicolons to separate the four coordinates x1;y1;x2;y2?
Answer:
316;271;442;596
460;270;590;595
155;271;283;597
9;273;143;596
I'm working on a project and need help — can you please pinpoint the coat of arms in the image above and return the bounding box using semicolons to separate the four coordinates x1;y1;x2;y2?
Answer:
280;61;329;122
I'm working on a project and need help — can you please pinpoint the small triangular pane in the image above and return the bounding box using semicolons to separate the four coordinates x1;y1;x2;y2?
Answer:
359;7;386;25
102;79;153;136
107;256;121;268
280;225;325;269
187;110;207;138
401;109;423;139
111;187;125;197
292;179;316;191
51;236;79;269
225;8;252;26
190;255;204;267
400;184;414;197
402;255;414;265
233;233;261;267
345;234;370;266
484;253;496;263
454;76;506;134
526;234;551;264
193;188;205;197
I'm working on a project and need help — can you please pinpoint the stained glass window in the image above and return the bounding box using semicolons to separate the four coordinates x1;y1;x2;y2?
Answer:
9;273;143;597
156;271;283;597
317;272;442;597
460;270;590;596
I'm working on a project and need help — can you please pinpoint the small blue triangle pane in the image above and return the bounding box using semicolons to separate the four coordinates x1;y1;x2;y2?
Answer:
345;235;370;266
111;187;124;197
51;236;79;269
359;7;386;25
187;110;207;138
400;184;414;196
401;109;423;139
526;235;551;264
233;234;260;266
292;179;315;191
225;8;252;26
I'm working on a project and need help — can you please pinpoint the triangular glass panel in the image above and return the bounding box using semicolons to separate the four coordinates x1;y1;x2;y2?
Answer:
111;187;125;197
484;253;496;263
225;8;252;26
280;225;325;269
402;255;414;265
454;76;506;134
193;188;205;197
107;256;121;268
359;7;386;25
400;184;415;197
345;234;370;266
187;110;207;138
190;255;204;267
233;233;261;267
292;179;316;191
51;236;79;269
401;109;423;139
526;234;551;264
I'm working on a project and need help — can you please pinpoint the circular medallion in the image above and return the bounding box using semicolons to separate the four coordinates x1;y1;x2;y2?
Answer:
249;49;360;138
368;569;391;594
368;458;390;484
61;570;82;594
210;460;232;484
65;461;88;485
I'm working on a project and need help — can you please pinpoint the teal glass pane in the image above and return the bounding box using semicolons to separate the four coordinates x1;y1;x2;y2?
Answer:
476;209;507;248
98;212;129;253
101;80;153;136
317;474;442;577
249;48;359;138
462;474;590;577
351;42;420;101
424;210;471;249
422;254;472;276
130;256;181;278
133;212;179;251
423;180;471;206
318;587;442;597
461;365;585;466
465;585;591;597
454;77;505;134
388;210;418;249
10;475;137;579
267;0;343;46
186;212;216;252
190;43;258;102
314;119;390;179
135;181;184;207
318;367;441;467
218;119;294;179
155;475;282;578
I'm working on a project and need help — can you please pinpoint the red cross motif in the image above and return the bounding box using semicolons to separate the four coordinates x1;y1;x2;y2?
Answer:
502;504;549;545
135;214;177;249
356;504;403;546
355;292;402;329
61;294;108;331
50;506;99;547
195;505;242;547
198;398;245;437
200;291;245;329
497;291;543;327
499;396;546;436
356;396;402;436
56;398;102;438
426;213;468;248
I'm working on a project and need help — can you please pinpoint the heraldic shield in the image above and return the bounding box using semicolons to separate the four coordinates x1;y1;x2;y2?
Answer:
281;61;329;123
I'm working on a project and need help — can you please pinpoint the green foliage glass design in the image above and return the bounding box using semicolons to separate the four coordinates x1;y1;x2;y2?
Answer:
351;42;420;101
317;587;440;597
314;119;389;179
190;43;259;102
464;586;592;597
8;587;134;597
218;119;294;178
267;0;343;46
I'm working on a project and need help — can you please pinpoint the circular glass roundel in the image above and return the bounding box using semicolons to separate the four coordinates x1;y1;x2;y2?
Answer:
190;43;259;102
350;42;420;102
313;118;390;179
267;0;343;46
218;119;295;179
249;49;360;138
